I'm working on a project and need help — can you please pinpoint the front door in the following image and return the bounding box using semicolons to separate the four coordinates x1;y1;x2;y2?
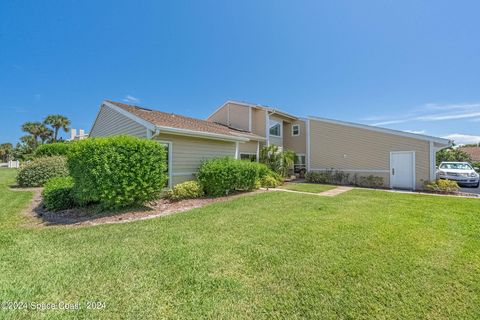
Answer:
390;151;415;190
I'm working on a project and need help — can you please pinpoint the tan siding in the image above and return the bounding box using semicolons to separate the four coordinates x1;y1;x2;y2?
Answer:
154;133;236;184
283;120;307;154
227;103;250;131
239;141;258;154
309;120;430;189
252;109;266;136
90;105;147;138
207;106;229;125
207;102;250;131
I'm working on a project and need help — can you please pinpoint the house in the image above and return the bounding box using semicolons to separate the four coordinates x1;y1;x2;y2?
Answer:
459;146;480;162
69;128;89;141
90;100;451;190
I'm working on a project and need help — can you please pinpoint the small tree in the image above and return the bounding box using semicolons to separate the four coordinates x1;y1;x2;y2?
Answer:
436;148;472;165
259;145;296;177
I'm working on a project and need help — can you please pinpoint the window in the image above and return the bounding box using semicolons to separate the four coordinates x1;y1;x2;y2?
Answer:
294;154;306;173
240;153;257;162
269;120;282;137
292;124;300;136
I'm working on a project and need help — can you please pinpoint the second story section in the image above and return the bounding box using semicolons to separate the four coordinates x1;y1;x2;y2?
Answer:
207;101;307;154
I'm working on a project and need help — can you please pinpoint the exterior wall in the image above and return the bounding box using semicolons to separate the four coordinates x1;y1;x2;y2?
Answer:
207;102;250;131
239;141;259;154
90;105;147;138
268;114;284;148
308;120;430;189
251;109;267;137
283;119;307;154
227;103;250;130
208;106;229;125
154;133;236;185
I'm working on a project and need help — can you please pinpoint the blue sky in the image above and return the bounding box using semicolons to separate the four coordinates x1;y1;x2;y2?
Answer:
1;0;479;145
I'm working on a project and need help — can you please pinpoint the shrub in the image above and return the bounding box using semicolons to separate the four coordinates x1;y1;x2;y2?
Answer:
165;181;204;201
424;179;460;194
260;175;280;188
16;156;69;187
306;170;384;188
305;171;329;184
355;175;384;188
34;142;73;158
68;136;167;209
197;158;276;196
42;176;75;211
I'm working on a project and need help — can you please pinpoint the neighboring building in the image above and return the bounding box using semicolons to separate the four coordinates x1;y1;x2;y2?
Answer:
90;100;451;190
69;128;89;141
459;146;480;162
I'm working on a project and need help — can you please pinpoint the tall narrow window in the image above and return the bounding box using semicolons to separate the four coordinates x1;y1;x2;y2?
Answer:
269;120;282;137
292;124;300;136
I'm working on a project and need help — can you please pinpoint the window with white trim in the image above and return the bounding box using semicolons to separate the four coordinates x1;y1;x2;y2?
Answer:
292;124;300;136
294;154;306;173
240;153;257;162
269;120;282;137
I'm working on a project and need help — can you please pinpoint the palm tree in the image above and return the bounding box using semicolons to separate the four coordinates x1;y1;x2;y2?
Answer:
38;126;54;144
44;114;71;141
21;121;45;145
0;143;13;162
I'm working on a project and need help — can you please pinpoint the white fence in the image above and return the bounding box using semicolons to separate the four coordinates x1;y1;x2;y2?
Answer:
7;160;20;168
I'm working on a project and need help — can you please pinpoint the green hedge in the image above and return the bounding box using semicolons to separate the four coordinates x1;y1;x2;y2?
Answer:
165;181;204;201
197;157;280;197
34;142;73;158
68;136;167;209
16;156;70;187
42;176;75;211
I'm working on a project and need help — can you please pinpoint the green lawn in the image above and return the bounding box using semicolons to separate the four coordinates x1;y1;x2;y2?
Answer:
1;169;480;319
279;182;336;193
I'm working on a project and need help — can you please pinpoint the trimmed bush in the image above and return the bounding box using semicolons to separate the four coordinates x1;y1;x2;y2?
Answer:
68;136;167;209
34;142;73;158
16;156;69;187
42;176;75;211
305;170;384;188
165;181;204;201
424;179;460;194
354;175;384;188
197;158;277;196
260;175;280;188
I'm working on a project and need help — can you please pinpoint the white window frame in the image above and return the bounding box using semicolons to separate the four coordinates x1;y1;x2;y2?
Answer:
157;140;173;188
269;119;282;138
292;124;300;136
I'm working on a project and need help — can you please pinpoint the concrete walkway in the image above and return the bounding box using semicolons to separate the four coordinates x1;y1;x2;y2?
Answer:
272;186;353;197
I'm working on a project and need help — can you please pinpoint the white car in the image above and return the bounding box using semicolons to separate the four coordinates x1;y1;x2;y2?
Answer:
437;162;479;188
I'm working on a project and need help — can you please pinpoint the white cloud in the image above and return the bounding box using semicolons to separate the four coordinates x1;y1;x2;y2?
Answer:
442;134;480;145
123;95;140;103
404;130;426;135
366;102;480;126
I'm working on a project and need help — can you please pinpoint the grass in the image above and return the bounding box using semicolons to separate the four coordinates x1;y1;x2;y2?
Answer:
279;182;336;193
1;168;480;319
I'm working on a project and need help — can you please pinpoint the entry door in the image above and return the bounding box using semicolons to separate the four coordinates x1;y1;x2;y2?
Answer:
390;151;415;190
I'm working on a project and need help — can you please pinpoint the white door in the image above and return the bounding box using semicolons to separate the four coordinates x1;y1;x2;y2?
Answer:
390;151;415;190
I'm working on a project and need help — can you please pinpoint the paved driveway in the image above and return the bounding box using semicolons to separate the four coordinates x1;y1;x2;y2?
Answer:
460;185;480;195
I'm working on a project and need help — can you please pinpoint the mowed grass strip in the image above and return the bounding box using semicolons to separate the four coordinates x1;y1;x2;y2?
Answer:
279;182;337;193
0;169;479;319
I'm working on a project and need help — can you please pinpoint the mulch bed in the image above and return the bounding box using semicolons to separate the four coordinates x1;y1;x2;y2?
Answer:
16;187;267;227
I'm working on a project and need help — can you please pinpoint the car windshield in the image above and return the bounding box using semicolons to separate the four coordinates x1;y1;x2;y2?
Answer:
440;163;473;170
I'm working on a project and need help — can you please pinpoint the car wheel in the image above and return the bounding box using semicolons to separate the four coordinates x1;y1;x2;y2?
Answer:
475;183;480;188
